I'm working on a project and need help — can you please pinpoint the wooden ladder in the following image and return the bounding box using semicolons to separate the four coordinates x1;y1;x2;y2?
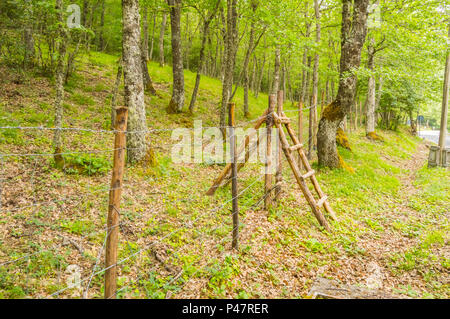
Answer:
271;111;337;232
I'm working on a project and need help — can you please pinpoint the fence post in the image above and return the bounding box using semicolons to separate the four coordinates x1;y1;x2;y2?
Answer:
265;95;276;210
274;91;283;204
228;102;239;250
298;101;303;170
105;106;128;299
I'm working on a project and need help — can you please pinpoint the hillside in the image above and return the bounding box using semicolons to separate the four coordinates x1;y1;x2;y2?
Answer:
0;51;449;299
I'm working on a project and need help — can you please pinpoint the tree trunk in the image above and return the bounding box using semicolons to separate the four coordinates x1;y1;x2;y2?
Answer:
142;5;149;61
188;0;220;113
111;57;123;129
98;0;106;51
141;46;157;95
220;0;239;135
167;0;185;113
122;0;148;164
159;13;167;67
255;48;266;98
272;46;281;94
23;0;35;68
317;0;369;168
53;0;67;168
439;21;450;150
300;1;310;104
243;22;255;117
365;36;376;135
306;55;313;159
149;12;156;60
312;0;321;151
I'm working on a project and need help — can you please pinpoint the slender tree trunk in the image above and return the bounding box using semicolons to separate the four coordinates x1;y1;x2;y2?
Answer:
439;21;450;150
53;0;67;167
167;0;185;113
220;0;239;135
188;0;220;113
98;0;106;51
243;21;255;117
306;55;313;159
312;0;321;150
272;46;281;94
255;48;266;98
111;57;123;129
141;45;157;95
23;1;35;68
149;12;156;60
317;0;370;168
122;0;148;163
159;13;167;67
142;5;149;61
365;37;376;135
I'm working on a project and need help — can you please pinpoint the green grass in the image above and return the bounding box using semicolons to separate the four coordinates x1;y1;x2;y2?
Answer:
0;50;448;299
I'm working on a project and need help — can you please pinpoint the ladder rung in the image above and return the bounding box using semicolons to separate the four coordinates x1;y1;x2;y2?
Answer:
289;143;304;151
317;195;328;207
279;117;290;123
302;170;315;179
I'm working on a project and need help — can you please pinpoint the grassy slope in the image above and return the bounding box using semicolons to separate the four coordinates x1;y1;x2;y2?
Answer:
0;51;448;299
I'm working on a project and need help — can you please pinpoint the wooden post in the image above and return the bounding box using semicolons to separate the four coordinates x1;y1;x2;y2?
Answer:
265;95;276;210
274;91;283;204
104;106;128;299
228;102;239;250
206;109;268;196
298;101;303;170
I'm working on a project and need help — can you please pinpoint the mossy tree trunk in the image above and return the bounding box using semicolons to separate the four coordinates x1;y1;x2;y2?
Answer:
53;0;67;168
317;0;370;168
122;0;148;164
365;37;376;135
167;0;185;113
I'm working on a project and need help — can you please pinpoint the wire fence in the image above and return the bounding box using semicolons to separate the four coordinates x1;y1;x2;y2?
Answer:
0;100;322;299
0;117;286;299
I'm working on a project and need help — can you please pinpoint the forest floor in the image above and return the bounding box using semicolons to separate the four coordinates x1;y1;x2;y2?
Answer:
0;51;448;299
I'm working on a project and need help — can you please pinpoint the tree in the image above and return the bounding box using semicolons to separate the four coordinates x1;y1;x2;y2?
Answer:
438;20;450;150
219;0;239;134
122;0;148;163
188;0;221;113
365;35;385;137
311;0;321;150
53;0;67;168
167;0;185;113
159;12;167;66
317;0;370;168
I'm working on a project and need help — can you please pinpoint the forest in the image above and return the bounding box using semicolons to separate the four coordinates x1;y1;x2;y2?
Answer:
0;0;449;300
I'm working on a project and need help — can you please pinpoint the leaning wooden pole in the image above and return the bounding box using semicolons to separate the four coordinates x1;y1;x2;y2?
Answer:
105;107;128;299
206;109;268;196
265;95;276;210
274;90;284;204
228;103;239;249
298;101;304;170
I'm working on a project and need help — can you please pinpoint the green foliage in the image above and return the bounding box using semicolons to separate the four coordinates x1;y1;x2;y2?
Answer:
60;153;111;175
